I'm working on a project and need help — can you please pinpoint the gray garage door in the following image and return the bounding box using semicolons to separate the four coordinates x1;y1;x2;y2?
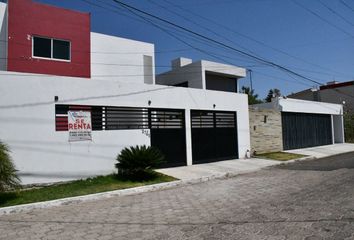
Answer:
282;112;332;150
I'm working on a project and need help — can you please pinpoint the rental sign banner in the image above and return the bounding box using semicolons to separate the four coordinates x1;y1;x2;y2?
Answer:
68;111;92;142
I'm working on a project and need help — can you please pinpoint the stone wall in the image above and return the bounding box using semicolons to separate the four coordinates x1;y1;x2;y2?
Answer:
249;107;283;154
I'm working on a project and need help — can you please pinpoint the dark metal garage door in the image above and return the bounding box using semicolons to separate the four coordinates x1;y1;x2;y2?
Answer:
150;108;187;168
282;112;332;150
191;110;238;164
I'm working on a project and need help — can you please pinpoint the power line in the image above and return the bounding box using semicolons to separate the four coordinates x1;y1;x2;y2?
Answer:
81;0;264;67
93;0;267;67
147;0;262;58
339;0;354;12
102;0;265;70
0;0;352;110
0;85;174;109
0;56;260;69
91;0;354;96
0;39;192;55
162;0;348;78
251;70;313;88
111;0;324;86
108;0;354;102
3;0;348;80
80;0;155;28
317;0;354;28
291;0;354;38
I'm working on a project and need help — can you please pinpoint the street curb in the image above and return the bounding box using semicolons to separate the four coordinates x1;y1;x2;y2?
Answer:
279;156;316;164
259;155;317;169
0;171;240;216
0;155;320;216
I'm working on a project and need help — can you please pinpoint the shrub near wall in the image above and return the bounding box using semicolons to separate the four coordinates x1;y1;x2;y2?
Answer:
0;141;21;192
344;113;354;143
115;145;165;179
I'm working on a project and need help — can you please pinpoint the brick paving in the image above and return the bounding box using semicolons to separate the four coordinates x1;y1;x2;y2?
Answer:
1;157;354;239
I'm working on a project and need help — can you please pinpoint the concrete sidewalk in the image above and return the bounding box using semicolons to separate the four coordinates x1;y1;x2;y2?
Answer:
157;143;354;180
285;143;354;158
157;158;279;181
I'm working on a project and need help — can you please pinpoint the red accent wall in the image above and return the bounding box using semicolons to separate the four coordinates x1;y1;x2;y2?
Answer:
7;0;91;78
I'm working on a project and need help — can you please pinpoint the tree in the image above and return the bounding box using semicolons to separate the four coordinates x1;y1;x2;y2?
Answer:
265;88;281;102
241;86;263;105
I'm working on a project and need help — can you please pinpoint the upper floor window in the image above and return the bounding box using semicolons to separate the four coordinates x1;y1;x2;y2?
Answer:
33;36;71;61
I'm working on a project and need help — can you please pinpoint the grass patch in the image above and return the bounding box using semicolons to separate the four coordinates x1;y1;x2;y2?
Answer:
0;172;177;208
255;152;307;161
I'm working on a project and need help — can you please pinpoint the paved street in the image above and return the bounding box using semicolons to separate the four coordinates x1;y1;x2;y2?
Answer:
1;153;354;240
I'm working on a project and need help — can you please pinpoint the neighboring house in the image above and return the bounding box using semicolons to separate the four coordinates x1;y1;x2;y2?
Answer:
0;0;155;83
288;81;354;113
0;0;251;184
250;97;344;154
156;57;246;93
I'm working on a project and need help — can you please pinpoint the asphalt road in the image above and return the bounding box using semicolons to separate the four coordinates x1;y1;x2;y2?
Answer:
1;152;354;239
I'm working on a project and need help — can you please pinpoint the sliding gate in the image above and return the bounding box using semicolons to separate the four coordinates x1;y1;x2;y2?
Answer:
191;110;238;164
149;108;187;168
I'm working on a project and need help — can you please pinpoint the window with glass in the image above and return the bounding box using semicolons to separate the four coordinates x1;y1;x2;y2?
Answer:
33;36;71;61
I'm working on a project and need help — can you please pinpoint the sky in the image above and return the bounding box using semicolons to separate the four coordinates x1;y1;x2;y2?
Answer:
36;0;354;99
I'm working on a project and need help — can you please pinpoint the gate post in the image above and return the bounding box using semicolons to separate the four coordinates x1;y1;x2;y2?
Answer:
331;115;335;144
185;109;193;166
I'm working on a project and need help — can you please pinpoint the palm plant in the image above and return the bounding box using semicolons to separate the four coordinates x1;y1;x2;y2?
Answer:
0;141;21;192
115;145;165;178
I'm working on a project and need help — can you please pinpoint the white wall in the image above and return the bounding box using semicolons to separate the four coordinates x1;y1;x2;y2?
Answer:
254;98;343;115
201;61;245;92
333;115;345;143
91;32;155;84
201;60;246;78
0;2;7;71
0;71;250;184
278;98;343;115
156;60;246;91
156;61;204;89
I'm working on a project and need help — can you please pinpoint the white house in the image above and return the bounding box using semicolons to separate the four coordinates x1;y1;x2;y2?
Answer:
0;0;251;184
254;97;344;150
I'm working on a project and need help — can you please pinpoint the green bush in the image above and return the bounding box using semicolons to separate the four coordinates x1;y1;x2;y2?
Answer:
0;141;21;192
115;145;165;179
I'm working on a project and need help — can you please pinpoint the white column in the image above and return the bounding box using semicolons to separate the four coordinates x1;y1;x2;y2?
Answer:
339;114;345;143
185;109;193;166
331;115;335;144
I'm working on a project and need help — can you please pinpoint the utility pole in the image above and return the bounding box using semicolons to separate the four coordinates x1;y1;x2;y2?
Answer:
248;69;253;91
